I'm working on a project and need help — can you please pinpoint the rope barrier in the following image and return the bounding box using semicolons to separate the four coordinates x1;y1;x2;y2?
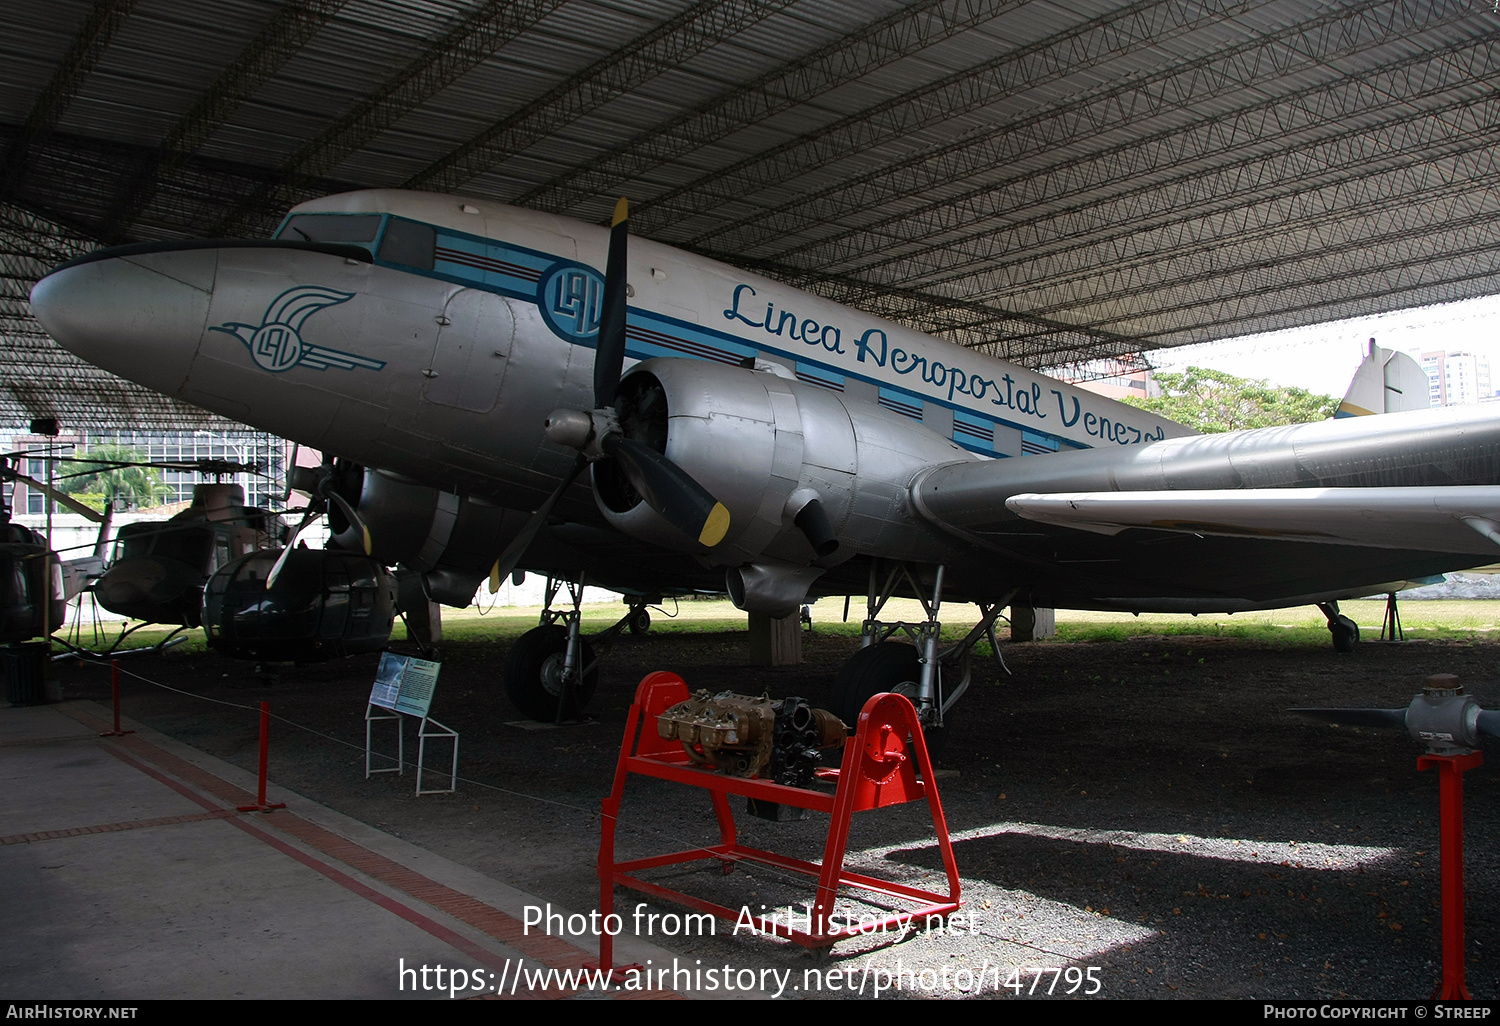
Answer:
74;656;1092;958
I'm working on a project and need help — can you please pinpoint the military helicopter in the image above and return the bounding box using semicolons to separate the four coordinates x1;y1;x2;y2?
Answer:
94;476;283;629
198;455;398;663
6;446;396;663
86;448;399;663
0;458;80;645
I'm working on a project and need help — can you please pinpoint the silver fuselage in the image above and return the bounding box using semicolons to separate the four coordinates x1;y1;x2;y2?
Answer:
29;190;1500;611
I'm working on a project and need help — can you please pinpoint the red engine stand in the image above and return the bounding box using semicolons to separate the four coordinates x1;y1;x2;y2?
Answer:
1417;749;1482;1000
594;672;961;976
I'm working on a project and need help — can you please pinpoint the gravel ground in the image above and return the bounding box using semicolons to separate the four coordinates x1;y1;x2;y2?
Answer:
49;626;1500;1000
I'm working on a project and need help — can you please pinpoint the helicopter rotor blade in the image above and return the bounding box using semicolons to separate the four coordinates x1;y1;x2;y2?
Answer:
1289;707;1408;730
0;468;106;522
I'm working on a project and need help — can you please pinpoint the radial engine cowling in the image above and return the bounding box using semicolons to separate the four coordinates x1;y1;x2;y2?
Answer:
327;467;530;605
593;357;970;579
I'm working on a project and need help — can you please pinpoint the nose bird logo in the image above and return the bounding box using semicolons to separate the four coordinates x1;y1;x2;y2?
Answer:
211;285;386;373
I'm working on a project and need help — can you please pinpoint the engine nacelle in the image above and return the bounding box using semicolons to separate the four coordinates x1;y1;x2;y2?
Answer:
329;467;529;604
595;357;972;577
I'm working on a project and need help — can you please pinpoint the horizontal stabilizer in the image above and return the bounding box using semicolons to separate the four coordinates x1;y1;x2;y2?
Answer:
1005;486;1500;554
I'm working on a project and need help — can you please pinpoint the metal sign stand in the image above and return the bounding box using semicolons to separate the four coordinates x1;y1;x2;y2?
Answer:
364;703;403;777
416;716;458;795
364;651;456;795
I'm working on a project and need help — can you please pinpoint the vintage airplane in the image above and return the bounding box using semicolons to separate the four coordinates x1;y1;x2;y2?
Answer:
26;189;1500;732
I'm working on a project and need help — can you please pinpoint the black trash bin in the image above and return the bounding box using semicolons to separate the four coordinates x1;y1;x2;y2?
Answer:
4;640;50;706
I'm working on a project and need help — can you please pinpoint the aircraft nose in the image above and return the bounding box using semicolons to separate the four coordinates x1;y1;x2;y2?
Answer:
29;246;217;393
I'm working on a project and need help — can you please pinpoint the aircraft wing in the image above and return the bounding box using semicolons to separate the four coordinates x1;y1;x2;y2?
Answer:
1004;486;1500;554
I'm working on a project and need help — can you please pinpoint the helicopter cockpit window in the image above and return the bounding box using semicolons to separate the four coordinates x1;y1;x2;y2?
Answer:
377;218;436;271
276;214;383;250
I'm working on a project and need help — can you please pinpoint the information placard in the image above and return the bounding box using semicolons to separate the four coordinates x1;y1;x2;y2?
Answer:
369;651;441;719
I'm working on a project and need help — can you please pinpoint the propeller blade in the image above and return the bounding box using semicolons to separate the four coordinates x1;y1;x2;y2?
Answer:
600;433;729;547
282;443;301;505
490;453;589;583
325;488;372;555
1289;707;1408;729
266;510;317;589
594;197;629;409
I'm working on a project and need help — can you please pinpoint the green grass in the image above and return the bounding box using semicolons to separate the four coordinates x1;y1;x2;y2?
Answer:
53;597;1500;655
1050;599;1500;645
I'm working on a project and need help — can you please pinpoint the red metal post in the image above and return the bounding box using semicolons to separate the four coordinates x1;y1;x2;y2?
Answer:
1417;749;1482;1000
595;676;960;955
99;659;133;737
237;701;286;813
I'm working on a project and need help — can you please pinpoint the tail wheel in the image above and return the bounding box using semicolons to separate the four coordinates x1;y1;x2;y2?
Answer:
1331;615;1359;653
503;624;598;720
831;641;945;758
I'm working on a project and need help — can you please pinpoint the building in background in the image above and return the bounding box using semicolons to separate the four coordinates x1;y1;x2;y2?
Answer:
1419;350;1493;407
4;429;287;516
1065;359;1158;402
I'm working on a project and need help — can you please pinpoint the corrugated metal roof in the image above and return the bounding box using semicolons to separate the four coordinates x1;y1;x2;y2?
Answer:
0;0;1496;428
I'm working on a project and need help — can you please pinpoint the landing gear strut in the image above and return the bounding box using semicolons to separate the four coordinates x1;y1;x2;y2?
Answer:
505;576;598;722
501;578;661;722
627;602;651;635
1318;601;1360;653
830;561;1012;754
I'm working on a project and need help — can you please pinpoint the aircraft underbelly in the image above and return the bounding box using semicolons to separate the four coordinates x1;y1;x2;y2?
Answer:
941;524;1495;611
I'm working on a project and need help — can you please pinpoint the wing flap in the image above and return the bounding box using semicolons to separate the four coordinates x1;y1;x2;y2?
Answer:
1004;486;1500;553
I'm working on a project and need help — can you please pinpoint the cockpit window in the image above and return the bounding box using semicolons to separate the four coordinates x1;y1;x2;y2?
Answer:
276;214;383;245
378;218;436;271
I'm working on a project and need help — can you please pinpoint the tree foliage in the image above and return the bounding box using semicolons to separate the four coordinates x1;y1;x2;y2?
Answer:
1122;366;1338;433
56;444;172;512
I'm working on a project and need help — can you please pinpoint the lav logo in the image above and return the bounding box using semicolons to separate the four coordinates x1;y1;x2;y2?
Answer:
538;262;605;345
211;286;386;373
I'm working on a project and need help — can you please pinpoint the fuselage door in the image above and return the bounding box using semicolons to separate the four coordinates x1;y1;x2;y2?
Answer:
422;289;515;413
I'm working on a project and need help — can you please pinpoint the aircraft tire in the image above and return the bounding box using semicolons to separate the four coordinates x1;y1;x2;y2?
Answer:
503;624;598;721
1330;615;1359;654
628;608;651;635
831;641;945;759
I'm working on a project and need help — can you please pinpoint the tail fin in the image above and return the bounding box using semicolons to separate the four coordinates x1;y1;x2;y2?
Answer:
1335;338;1429;417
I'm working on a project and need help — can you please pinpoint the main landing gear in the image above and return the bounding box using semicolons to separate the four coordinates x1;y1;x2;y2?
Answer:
502;575;657;722
830;561;1013;756
1317;600;1360;653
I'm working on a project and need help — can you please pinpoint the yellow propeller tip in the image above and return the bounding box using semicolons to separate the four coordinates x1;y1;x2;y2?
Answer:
488;560;501;595
612;197;629;227
361;526;372;555
698;503;730;548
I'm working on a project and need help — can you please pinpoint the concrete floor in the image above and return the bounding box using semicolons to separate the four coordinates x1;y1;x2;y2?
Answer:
0;698;696;1000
